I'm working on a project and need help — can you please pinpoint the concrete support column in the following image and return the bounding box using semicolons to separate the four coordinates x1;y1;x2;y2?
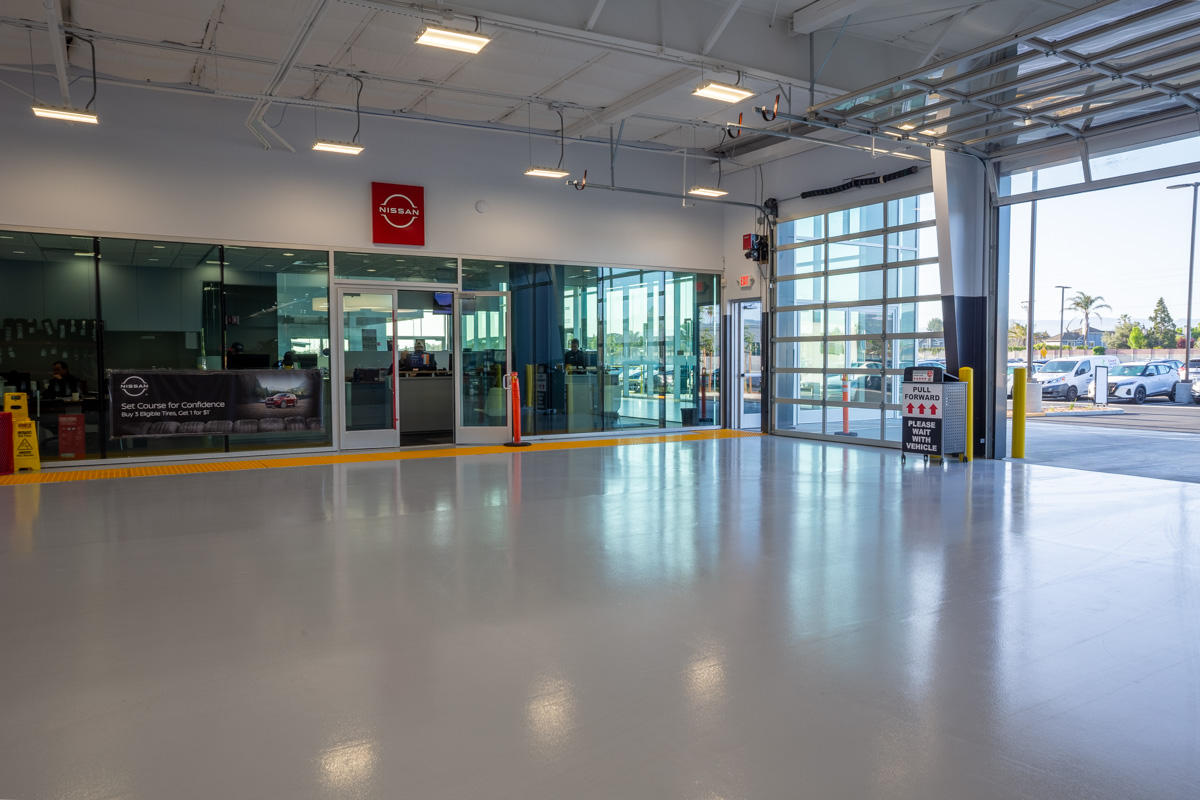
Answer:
932;150;992;458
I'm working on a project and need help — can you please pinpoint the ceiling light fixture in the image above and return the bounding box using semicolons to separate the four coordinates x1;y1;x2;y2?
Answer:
32;105;98;123
32;36;99;125
314;76;365;155
313;141;363;155
525;167;570;178
687;186;729;198
526;106;570;179
693;81;754;103
416;26;490;54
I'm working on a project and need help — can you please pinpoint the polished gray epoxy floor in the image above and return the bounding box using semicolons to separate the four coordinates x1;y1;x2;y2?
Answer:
1;437;1198;800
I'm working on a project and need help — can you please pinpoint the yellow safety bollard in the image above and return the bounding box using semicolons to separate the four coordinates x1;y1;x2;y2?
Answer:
1012;367;1026;459
958;366;974;462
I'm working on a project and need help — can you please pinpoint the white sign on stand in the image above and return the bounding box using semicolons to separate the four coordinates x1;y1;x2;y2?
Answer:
901;382;944;454
1094;365;1109;405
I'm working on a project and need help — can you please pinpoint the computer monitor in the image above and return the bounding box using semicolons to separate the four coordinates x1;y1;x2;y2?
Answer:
433;292;453;315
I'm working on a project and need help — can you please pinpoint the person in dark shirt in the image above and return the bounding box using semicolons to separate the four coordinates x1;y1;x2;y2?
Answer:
45;360;80;398
563;338;586;371
405;340;437;370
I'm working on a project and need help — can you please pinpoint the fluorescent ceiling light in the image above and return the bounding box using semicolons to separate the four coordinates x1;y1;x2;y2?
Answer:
416;27;490;54
693;82;754;103
32;105;98;123
525;167;570;178
313;140;363;155
688;186;728;198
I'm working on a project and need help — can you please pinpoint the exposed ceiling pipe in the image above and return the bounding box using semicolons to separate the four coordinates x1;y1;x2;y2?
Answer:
245;0;333;150
41;0;71;106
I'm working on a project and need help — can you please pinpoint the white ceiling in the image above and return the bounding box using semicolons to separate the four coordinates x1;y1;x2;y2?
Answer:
0;0;1174;166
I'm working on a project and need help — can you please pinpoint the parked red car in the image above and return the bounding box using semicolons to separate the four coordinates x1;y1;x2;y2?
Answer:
264;392;297;408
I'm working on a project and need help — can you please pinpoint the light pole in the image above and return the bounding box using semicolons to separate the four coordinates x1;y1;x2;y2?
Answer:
1168;182;1199;387
1056;285;1070;357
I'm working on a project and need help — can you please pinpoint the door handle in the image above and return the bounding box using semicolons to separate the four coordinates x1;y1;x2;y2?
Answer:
502;373;512;389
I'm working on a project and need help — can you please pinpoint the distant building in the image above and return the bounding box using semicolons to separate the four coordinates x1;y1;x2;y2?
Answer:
1045;328;1110;348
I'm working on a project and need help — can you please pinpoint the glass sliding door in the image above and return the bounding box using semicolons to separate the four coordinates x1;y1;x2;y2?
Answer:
457;292;511;444
339;289;398;449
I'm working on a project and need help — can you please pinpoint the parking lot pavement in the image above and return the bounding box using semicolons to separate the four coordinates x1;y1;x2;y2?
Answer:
1036;397;1200;433
1015;409;1200;483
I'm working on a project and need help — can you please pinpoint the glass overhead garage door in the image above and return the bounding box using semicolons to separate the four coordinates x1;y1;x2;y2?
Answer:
773;192;942;445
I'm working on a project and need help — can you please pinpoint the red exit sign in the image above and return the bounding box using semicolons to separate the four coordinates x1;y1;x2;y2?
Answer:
738;275;753;287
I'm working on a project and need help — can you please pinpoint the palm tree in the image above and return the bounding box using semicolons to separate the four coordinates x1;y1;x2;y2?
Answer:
1009;321;1027;347
1067;292;1111;350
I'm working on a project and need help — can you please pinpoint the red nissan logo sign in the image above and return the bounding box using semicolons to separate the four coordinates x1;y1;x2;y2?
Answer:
371;182;425;246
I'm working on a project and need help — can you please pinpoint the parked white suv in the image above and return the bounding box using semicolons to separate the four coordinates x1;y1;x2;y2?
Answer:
1093;361;1178;404
1034;355;1121;401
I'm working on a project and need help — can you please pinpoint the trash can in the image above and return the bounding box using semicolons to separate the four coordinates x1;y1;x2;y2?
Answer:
680;407;697;426
900;366;968;463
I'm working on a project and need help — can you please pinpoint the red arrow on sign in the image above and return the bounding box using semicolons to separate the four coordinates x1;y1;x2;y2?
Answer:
930;403;938;415
918;403;926;415
906;403;914;414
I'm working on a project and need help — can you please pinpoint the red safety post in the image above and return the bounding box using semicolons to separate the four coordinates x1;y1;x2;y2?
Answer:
505;371;531;448
700;368;708;424
0;412;13;476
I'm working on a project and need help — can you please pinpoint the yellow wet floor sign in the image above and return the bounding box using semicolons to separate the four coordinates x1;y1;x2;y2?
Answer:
4;392;29;421
13;419;40;472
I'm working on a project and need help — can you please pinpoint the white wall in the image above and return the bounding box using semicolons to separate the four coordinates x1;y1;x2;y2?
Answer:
0;84;724;272
720;146;934;306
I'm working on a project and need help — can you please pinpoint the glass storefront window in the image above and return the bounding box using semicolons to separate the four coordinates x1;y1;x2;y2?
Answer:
334;252;457;284
100;237;225;458
225;247;331;452
0;231;100;462
462;259;511;291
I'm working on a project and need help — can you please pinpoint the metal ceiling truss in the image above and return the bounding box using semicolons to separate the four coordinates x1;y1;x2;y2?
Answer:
730;0;1200;166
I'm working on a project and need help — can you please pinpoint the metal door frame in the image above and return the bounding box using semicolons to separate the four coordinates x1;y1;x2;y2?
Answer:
454;290;513;444
334;285;400;450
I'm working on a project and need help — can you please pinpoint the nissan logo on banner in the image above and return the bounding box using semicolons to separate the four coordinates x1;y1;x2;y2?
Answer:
372;182;425;246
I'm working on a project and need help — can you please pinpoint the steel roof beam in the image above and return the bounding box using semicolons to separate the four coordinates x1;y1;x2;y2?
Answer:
701;0;744;56
864;17;1200;131
40;0;72;107
811;0;1186;117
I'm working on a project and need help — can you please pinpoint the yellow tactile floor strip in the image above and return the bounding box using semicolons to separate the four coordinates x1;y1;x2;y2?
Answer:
0;430;762;486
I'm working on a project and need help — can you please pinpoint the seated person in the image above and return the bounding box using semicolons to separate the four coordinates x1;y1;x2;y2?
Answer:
402;341;437;371
45;360;81;399
564;338;586;371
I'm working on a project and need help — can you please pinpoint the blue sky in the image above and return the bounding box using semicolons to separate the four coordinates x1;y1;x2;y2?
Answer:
1006;135;1200;334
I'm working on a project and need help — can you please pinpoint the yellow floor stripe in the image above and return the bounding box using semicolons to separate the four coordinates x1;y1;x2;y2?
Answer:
0;430;762;486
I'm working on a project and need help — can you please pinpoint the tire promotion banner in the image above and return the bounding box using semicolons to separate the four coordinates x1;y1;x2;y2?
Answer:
109;369;324;437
